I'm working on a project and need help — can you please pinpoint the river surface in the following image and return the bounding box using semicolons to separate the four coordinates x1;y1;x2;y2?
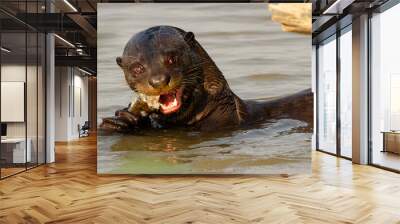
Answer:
97;3;311;174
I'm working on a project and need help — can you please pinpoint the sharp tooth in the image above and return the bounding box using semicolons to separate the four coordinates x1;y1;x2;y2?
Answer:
172;98;177;107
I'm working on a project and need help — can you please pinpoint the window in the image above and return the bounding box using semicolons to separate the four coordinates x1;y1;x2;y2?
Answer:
317;35;337;154
370;3;400;171
339;27;352;158
0;1;47;179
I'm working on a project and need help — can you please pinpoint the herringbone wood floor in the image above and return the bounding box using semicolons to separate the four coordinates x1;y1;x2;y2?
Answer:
1;135;400;224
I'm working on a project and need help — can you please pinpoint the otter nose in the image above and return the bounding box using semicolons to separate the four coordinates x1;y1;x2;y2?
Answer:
149;74;171;89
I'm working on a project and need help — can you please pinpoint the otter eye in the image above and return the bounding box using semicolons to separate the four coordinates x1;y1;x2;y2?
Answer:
130;63;145;75
166;55;177;65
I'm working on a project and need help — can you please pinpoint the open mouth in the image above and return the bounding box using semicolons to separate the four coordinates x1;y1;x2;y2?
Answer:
158;87;183;114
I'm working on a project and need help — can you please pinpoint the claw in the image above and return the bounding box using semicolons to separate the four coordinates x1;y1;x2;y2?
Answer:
116;111;139;124
100;117;130;132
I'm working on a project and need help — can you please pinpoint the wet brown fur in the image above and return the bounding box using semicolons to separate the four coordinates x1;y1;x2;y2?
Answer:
100;26;313;132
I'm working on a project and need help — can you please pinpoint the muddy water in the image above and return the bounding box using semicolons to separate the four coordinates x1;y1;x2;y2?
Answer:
97;3;311;174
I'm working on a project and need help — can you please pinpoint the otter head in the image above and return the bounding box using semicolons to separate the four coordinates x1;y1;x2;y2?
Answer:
116;26;210;117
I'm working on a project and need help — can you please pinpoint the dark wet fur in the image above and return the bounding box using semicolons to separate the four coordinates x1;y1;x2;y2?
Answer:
100;26;313;133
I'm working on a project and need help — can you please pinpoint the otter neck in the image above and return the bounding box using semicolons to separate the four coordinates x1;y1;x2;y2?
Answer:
193;41;228;96
184;41;249;126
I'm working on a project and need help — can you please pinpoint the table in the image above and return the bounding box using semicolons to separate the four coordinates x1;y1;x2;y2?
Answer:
382;131;400;154
1;138;31;163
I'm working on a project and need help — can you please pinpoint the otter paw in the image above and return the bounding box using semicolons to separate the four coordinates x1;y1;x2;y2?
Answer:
100;117;132;132
115;110;139;125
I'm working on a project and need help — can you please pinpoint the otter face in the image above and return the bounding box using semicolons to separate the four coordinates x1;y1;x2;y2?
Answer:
117;26;203;115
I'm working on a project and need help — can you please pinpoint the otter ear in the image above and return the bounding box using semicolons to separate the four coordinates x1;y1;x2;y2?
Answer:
116;57;123;67
184;32;195;46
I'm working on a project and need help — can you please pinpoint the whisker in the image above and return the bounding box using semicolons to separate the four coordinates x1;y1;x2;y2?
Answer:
184;60;208;71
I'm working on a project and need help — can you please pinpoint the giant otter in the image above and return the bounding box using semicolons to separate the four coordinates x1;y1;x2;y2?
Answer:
100;26;313;132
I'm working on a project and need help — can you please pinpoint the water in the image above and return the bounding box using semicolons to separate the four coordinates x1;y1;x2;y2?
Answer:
97;3;311;174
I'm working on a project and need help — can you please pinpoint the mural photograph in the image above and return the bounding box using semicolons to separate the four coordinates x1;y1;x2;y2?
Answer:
97;3;312;174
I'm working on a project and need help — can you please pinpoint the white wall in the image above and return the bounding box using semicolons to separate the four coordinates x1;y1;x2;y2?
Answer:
55;66;69;141
71;73;89;139
1;65;42;138
1;63;46;164
1;66;25;123
1;65;26;138
1;82;25;122
54;67;89;141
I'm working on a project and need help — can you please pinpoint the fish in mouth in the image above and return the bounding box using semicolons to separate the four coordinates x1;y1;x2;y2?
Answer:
131;87;184;115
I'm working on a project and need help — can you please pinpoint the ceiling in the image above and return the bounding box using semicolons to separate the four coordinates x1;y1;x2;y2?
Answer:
5;0;369;73
0;0;175;74
312;0;391;44
0;0;98;74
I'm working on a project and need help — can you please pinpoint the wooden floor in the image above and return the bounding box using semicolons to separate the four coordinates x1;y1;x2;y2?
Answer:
373;151;400;171
1;135;400;224
1;167;26;178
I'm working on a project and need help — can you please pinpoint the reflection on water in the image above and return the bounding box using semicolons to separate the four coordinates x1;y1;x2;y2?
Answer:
97;3;311;174
98;119;311;174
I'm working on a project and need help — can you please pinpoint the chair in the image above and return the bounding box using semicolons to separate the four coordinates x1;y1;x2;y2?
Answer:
79;121;90;138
